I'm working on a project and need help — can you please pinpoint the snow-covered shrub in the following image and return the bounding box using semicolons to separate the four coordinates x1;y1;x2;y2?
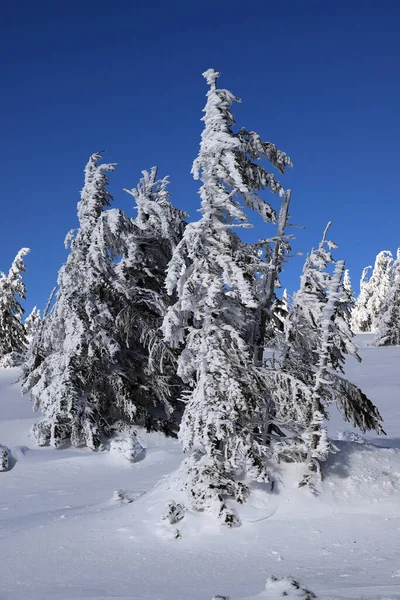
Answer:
0;444;10;471
109;434;144;462
113;489;134;504
263;576;316;599
162;501;186;525
210;578;315;600
336;430;366;443
0;351;23;368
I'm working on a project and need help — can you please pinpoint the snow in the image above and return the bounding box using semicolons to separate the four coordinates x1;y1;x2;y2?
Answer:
1;337;400;599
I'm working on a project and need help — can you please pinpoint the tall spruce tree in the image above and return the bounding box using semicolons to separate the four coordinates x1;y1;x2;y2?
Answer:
162;69;291;524
268;225;384;489
23;153;123;448
0;248;30;366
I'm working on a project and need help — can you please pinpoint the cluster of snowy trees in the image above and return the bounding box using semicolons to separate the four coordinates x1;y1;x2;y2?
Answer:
351;249;400;346
0;69;384;525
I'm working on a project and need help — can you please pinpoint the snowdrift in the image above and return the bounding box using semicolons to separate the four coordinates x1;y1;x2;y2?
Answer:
1;337;400;599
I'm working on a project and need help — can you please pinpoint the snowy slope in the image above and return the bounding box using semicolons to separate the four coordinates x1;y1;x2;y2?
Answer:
0;337;400;600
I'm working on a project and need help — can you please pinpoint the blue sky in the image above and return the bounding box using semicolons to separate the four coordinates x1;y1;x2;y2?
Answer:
1;0;400;313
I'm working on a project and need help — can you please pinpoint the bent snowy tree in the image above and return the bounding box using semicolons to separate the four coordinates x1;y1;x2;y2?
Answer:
267;224;384;490
163;68;292;525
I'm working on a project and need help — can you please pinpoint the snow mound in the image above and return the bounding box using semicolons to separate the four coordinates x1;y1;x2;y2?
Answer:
322;441;400;512
136;440;400;539
109;434;145;462
248;577;316;600
211;577;316;600
335;430;365;443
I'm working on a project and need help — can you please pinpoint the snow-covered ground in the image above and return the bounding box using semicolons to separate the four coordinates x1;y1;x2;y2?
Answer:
1;335;400;600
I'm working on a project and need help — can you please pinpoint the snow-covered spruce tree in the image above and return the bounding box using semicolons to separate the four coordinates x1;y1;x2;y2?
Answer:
267;224;384;488
24;306;41;342
0;248;30;366
343;269;354;302
352;251;393;333
22;287;56;389
22;153;122;448
23;155;186;449
374;249;400;346
276;289;290;324
365;250;393;332
163;68;292;524
110;166;187;434
351;265;372;332
341;269;355;326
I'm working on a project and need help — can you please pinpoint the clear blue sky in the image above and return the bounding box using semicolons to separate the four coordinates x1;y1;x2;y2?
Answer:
1;0;399;313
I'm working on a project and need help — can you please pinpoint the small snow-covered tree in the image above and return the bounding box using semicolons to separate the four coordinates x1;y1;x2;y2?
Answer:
163;68;291;524
267;224;384;488
22;286;55;386
343;269;354;301
0;248;30;366
365;251;393;331
374;249;400;346
25;306;41;341
351;265;372;332
341;269;355;326
352;251;393;333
